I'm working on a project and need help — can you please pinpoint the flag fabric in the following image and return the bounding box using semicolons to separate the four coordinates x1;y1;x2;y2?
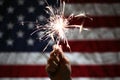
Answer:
0;0;120;80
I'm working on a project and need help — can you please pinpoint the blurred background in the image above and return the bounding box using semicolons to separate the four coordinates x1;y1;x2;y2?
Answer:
0;0;120;80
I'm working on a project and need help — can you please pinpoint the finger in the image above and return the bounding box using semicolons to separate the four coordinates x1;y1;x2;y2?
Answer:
51;45;70;64
50;51;60;64
46;64;56;73
55;47;70;64
46;58;58;73
48;57;59;67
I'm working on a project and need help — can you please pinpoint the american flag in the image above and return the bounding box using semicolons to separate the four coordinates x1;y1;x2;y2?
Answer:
0;0;120;80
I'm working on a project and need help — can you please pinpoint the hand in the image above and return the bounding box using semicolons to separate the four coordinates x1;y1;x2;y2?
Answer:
46;45;72;80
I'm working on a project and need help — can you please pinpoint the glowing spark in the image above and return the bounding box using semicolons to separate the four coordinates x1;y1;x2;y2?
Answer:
22;0;92;52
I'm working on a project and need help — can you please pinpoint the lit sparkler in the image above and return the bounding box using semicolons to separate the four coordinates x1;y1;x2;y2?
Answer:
21;0;92;52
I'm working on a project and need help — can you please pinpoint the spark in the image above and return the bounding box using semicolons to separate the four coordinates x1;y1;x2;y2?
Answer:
21;0;92;52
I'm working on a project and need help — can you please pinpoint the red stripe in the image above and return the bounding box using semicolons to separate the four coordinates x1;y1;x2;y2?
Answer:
62;0;120;3
0;65;120;77
60;40;120;52
69;16;120;28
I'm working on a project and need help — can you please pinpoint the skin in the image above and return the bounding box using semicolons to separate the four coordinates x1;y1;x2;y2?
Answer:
46;45;72;80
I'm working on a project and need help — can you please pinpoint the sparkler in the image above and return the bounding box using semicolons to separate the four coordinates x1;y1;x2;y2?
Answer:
21;0;92;53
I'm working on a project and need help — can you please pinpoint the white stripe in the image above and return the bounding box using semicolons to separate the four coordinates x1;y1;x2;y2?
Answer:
0;52;120;65
65;3;120;16
0;78;120;80
66;28;120;40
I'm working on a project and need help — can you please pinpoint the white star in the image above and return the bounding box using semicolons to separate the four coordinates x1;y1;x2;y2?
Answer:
7;6;14;13
27;38;34;46
37;32;44;38
18;0;24;5
17;31;24;38
0;15;3;22
7;22;14;29
0;1;3;6
28;6;35;13
28;22;34;29
0;31;3;38
17;15;24;21
38;15;46;21
6;39;13;46
38;0;45;6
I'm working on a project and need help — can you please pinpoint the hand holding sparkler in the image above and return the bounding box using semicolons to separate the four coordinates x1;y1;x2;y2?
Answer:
46;45;71;80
